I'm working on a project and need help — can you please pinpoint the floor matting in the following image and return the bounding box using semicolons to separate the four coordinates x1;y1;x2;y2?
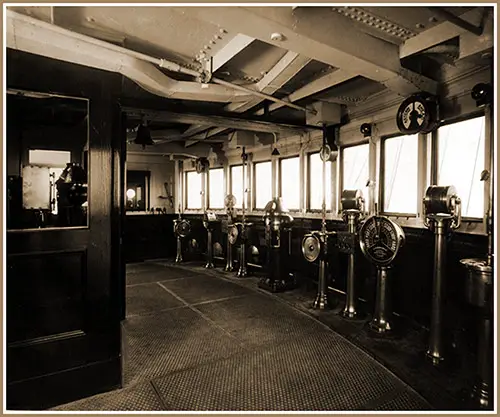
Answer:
52;262;432;411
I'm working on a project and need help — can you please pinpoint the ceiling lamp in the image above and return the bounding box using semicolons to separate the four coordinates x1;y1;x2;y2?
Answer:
134;119;154;149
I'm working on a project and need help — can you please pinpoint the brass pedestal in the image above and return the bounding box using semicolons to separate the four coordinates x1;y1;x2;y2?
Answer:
369;266;393;334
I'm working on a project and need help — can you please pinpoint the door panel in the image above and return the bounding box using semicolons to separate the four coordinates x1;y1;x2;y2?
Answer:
6;49;124;410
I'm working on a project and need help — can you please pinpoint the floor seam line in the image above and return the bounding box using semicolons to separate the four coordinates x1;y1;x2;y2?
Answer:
149;380;171;410
156;282;249;350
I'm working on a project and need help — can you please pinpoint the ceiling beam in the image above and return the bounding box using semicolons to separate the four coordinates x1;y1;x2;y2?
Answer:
181;6;438;96
212;33;254;72
181;125;211;138
184;51;311;140
459;9;493;60
226;51;311;113
123;107;315;135
430;7;484;36
126;129;182;142
400;8;486;58
255;69;355;115
186;69;356;141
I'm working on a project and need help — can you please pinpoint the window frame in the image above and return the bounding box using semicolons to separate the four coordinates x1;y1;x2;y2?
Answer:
184;169;202;210
229;164;244;209
279;154;301;212
307;151;333;212
339;141;370;213
208;167;225;210
379;133;420;217
253;160;272;211
434;111;487;222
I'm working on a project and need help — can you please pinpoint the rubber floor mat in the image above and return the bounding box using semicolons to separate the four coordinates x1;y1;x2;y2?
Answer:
51;382;166;411
152;331;432;411
159;274;253;305
126;283;185;317
127;267;202;286
195;293;328;348
122;307;245;386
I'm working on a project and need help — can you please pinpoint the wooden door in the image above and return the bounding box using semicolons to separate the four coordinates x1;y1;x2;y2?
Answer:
6;50;124;410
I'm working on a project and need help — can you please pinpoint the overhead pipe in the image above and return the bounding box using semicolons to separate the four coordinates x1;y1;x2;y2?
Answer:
7;10;315;114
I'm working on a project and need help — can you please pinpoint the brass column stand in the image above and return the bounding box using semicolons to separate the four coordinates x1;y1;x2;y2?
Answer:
341;207;363;319
370;265;392;333
175;234;183;263
423;185;461;366
426;214;453;364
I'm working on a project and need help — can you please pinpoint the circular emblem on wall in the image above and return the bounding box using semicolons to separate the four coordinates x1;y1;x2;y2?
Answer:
396;93;438;135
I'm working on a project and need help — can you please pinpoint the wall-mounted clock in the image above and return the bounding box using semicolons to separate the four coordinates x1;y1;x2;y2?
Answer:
396;93;438;135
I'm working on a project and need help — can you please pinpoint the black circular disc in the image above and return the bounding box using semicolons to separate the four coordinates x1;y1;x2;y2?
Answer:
396;94;432;135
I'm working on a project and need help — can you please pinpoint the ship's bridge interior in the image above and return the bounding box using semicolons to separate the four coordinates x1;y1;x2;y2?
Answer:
4;4;496;413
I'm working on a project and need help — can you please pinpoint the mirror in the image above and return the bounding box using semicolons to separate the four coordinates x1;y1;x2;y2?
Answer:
7;90;89;230
126;170;150;211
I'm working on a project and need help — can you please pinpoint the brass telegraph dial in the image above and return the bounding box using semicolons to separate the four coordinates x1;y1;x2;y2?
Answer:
359;216;405;266
396;93;438;135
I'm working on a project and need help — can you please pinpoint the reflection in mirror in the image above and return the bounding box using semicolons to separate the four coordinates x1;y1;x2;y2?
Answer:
126;170;150;211
7;90;89;230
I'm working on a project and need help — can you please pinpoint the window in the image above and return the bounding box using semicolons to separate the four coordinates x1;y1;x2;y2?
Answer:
280;156;300;210
309;153;331;210
437;116;485;218
208;168;224;209
342;144;370;211
231;165;243;208
383;134;418;214
7;91;89;230
28;150;72;215
29;150;71;167
186;171;202;209
254;161;272;209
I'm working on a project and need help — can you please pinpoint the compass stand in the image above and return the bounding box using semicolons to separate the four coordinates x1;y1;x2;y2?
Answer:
423;186;461;366
370;265;393;333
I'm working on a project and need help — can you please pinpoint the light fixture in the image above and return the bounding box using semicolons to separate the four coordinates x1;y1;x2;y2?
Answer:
134;118;154;149
126;189;136;200
471;83;492;108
